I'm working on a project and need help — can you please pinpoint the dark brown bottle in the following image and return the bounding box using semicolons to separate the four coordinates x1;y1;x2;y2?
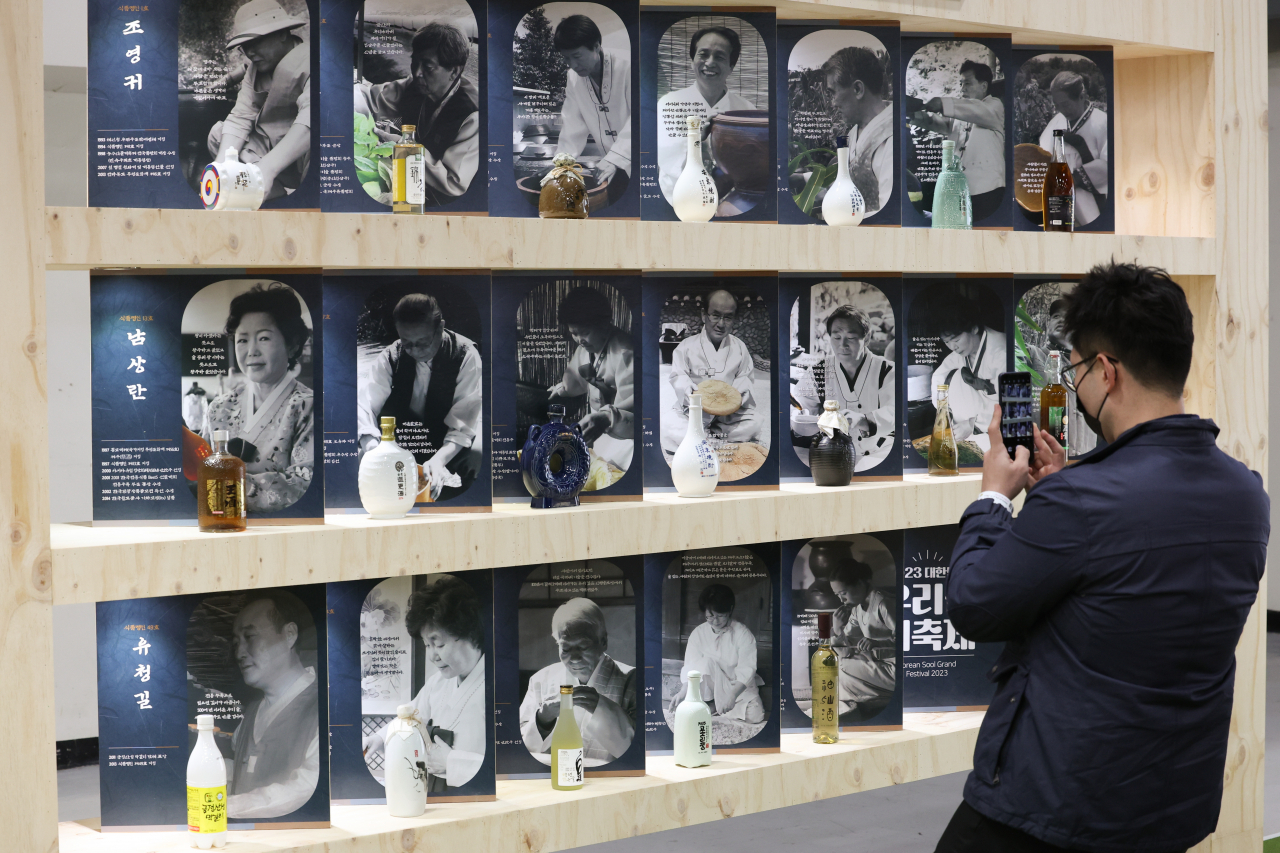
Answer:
1039;351;1069;453
1042;129;1074;231
198;429;246;532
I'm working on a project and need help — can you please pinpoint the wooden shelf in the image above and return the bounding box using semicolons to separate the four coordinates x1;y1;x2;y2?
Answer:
59;712;982;853
51;475;983;605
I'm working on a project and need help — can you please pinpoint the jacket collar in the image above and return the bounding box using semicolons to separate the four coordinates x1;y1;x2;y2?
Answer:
1074;414;1219;466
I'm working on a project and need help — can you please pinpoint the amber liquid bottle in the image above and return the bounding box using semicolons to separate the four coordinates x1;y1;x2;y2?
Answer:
928;384;959;476
1040;351;1069;453
392;124;425;214
811;612;840;744
1042;129;1074;232
198;429;246;532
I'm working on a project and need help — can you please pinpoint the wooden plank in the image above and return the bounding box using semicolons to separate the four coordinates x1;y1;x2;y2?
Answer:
58;713;982;853
1178;276;1218;420
44;207;1219;274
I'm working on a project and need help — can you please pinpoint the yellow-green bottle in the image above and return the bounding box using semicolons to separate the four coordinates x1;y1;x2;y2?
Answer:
928;384;959;476
549;685;584;790
811;612;840;744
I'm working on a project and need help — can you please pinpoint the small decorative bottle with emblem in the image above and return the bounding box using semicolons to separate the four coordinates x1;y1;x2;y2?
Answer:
358;416;421;519
197;429;246;532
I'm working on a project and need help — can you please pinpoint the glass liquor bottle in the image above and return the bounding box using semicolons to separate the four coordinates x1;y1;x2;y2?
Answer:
928;385;959;476
392;124;425;214
550;685;584;791
1042;129;1075;231
931;139;972;229
198;430;246;532
811;612;839;744
1040;351;1069;453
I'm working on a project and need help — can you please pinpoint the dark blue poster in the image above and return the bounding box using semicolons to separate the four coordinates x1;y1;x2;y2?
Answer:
776;21;901;226
901;275;1014;473
491;272;643;502
780;533;903;732
97;585;330;830
642;272;779;492
317;0;487;214
488;0;641;219
88;0;320;209
644;543;781;754
493;558;646;778
327;571;496;803
640;7;778;222
900;34;1013;229
91;272;324;523
902;524;1002;709
1009;47;1114;233
779;274;903;484
322;272;491;512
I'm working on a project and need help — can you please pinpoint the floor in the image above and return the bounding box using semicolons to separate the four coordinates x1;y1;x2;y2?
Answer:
55;633;1280;850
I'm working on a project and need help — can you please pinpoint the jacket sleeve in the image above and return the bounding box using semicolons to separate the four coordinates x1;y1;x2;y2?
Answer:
947;476;1090;642
941;96;1005;132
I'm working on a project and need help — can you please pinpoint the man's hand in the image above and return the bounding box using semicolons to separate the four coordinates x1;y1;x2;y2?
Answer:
572;685;601;715
981;405;1031;499
579;409;612;444
422;452;452;491
358;433;380;455
362;733;385;758
924;97;944;113
1029;427;1067;488
535;696;560;732
595;160;619;186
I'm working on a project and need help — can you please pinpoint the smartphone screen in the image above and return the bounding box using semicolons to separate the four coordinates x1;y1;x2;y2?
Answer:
997;372;1035;460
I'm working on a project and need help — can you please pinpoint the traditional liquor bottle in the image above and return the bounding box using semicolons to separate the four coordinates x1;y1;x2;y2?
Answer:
673;670;713;768
392;124;425;214
671;115;719;222
671;393;720;497
931;139;972;229
811;612;839;744
821;136;865;227
187;714;227;849
928;385;959;476
1042;129;1075;232
358;416;420;519
384;704;428;817
197;430;246;532
1040;351;1069;452
550;685;584;790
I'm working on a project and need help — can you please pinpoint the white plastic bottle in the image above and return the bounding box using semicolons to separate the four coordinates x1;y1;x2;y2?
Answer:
671;115;719;222
358;416;420;519
671;394;720;497
821;136;865;226
673;670;713;768
384;704;428;817
187;714;227;849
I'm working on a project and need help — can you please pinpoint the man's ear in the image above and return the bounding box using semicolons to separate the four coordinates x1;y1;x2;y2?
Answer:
284;621;299;650
852;80;867;100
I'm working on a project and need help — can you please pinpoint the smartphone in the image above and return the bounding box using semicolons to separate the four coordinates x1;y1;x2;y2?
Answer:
997;372;1035;460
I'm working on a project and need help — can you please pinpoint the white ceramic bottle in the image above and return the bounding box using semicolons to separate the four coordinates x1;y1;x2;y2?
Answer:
384;704;428;817
673;670;713;768
187;714;227;849
821;136;865;226
358;416;420;519
671;394;720;497
199;147;266;212
671;115;719;222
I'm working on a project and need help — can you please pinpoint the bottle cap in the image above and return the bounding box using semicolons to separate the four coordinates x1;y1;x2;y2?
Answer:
823;400;839;411
687;670;701;680
686;115;701;130
1053;129;1064;136
689;393;702;407
937;384;949;391
212;429;229;442
816;611;833;639
560;684;574;695
396;704;416;719
1049;351;1060;360
403;124;416;131
381;416;396;427
835;135;848;149
942;139;955;150
196;714;215;731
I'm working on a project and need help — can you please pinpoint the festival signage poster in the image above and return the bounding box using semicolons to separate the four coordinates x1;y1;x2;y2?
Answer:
323;272;491;512
88;0;320;209
318;0;488;214
777;21;901;226
97;585;330;830
644;543;781;754
493;559;646;778
90;271;324;524
779;274;903;484
327;571;496;803
642;272;780;492
780;533;903;732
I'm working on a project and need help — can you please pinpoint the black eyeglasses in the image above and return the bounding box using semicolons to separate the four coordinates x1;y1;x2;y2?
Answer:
1062;354;1119;394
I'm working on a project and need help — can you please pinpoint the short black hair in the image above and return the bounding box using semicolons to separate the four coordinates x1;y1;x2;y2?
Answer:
829;557;873;589
240;589;314;637
698;583;736;615
689;26;741;68
1062;261;1194;398
404;574;485;650
929;293;981;338
393;292;444;330
411;22;469;70
825;305;872;338
553;14;602;52
1048;298;1068;317
559;286;613;330
959;60;993;89
822;46;886;98
225;283;310;368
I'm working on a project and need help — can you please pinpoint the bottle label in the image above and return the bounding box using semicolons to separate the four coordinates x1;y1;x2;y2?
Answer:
695;442;718;477
205;479;243;518
1046;194;1073;228
557;747;584;786
1048;406;1068;450
406;154;425;204
696;720;711;755
187;785;227;834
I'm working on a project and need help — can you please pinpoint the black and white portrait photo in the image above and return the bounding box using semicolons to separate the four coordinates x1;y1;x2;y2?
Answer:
512;3;632;211
656;14;772;217
1016;281;1099;455
186;589;321;819
789;281;896;472
659;286;772;482
516;562;639;767
182;280;316;513
785;29;894;221
904;40;1007;225
356;283;483;502
661;549;772;745
359;574;487;792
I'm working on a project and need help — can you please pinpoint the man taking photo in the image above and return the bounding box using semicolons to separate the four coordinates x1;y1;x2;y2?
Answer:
936;261;1269;853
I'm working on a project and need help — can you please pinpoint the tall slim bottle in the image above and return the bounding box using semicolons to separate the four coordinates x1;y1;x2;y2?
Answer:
1040;351;1069;452
928;385;958;476
931;139;972;229
187;714;227;849
549;685;584;790
1042;129;1075;232
673;670;713;768
393;124;425;214
811;612;839;744
671;115;719;222
198;430;246;532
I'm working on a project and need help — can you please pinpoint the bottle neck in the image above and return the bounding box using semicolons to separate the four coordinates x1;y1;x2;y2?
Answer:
1052;133;1067;162
1052;355;1062;384
687;403;705;438
941;145;955;171
403;129;417;145
381;425;396;442
686;675;702;699
687;126;702;161
211;438;227;454
836;145;850;180
938;389;949;405
560;691;574;713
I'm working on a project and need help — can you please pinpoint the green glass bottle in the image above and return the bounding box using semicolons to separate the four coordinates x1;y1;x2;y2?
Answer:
811;612;840;744
929;384;959;476
931;139;972;229
549;685;584;791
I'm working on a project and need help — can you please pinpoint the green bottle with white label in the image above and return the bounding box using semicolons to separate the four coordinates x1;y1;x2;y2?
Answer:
1040;351;1068;453
550;684;584;790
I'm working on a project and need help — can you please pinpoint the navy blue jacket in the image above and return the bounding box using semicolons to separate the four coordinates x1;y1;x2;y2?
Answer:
949;415;1268;852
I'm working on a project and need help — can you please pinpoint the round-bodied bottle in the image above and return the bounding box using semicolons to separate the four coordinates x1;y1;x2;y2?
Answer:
821;136;865;226
358;416;420;519
931;140;972;229
384;704;428;817
671;393;720;497
671;116;719;222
